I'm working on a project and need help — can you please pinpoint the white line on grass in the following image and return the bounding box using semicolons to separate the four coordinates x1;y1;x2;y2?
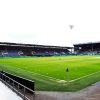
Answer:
1;64;61;82
70;71;100;82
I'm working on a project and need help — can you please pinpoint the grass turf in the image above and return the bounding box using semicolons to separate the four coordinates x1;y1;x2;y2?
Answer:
0;55;100;91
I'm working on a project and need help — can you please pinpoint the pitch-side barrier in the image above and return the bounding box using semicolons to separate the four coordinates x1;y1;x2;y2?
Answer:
0;71;35;100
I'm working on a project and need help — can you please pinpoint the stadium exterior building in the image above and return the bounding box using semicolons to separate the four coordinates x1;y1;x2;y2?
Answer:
0;42;73;57
74;42;100;55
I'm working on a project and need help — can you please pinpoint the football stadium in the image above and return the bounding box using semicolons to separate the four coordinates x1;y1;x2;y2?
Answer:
0;41;100;94
1;0;100;99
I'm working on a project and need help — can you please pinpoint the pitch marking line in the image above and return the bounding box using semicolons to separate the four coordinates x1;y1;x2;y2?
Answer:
70;71;100;82
1;64;61;81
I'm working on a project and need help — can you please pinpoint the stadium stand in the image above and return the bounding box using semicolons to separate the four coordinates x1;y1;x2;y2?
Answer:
74;42;100;55
0;42;72;57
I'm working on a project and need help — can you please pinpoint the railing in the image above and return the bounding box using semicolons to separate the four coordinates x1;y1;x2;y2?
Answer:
0;72;35;100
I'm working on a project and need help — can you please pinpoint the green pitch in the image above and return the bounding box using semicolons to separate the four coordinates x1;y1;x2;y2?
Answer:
0;55;100;91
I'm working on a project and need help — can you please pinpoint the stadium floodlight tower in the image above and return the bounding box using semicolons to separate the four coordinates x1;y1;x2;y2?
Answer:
69;24;74;53
69;25;74;30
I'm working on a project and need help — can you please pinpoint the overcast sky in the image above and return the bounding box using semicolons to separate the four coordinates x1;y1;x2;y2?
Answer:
0;0;100;46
